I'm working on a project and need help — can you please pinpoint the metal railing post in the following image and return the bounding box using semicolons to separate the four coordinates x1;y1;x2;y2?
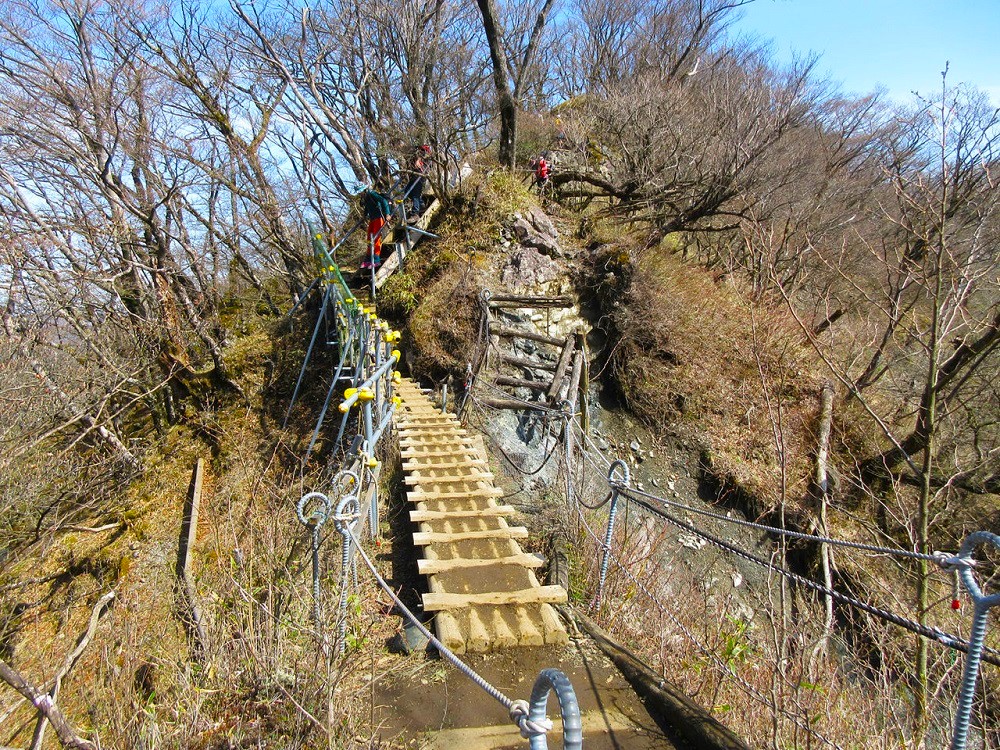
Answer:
950;531;1000;750
593;459;630;611
332;471;361;654
296;492;332;627
511;668;582;750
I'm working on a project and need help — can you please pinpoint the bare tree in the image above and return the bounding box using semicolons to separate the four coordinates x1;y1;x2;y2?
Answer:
475;0;556;167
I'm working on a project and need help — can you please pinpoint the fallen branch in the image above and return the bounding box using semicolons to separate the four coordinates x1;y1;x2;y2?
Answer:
31;590;116;750
0;661;96;750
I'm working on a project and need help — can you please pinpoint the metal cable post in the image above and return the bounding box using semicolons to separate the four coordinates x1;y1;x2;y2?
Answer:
362;440;379;537
593;459;630;611
948;531;1000;750
331;470;361;654
296;491;332;626
508;668;583;750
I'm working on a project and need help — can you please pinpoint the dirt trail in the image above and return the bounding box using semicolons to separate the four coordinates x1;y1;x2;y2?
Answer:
373;638;677;749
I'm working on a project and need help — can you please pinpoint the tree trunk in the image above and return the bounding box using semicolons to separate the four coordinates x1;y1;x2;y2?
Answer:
475;0;517;168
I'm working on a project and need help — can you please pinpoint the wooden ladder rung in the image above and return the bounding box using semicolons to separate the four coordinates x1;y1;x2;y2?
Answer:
402;458;488;472
417;553;543;574
404;471;494;486
412;527;527;545
407;487;504;500
422;585;567;611
409;506;515;522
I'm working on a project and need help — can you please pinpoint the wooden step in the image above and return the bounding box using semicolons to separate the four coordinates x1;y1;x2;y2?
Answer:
409;506;515;522
404;472;494;486
402;458;488;471
422;585;567;611
412;527;528;545
417;553;542;574
407;487;504;501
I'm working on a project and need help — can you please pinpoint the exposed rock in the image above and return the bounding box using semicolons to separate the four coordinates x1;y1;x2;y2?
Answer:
511;206;568;258
501;244;561;291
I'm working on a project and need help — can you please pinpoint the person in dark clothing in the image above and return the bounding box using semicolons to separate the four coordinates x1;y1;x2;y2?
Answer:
406;144;431;216
360;187;391;268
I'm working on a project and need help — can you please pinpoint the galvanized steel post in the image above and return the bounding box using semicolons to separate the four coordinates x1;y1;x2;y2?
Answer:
593;459;630;612
950;531;1000;750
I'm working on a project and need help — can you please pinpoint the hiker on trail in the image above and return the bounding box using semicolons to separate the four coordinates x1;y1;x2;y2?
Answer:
361;186;391;269
406;144;431;216
530;153;550;191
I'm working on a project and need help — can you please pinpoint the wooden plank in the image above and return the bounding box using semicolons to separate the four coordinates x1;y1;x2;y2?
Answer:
412;527;528;545
404;471;494;485
401;447;483;458
500;353;558;372
547;337;576;402
402;458;488;472
400;440;479;451
487;294;574;308
489;324;563;347
417;553;542;574
409;506;515;522
495;375;550;391
407;487;504;500
422;585;567;611
398;424;468;433
398;428;470;439
400;416;461;425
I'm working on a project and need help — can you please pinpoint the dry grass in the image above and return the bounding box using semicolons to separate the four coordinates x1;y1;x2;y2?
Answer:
609;247;823;512
383;168;536;382
0;305;405;749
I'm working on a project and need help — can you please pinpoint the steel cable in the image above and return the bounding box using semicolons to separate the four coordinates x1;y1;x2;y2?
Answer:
617;488;1000;668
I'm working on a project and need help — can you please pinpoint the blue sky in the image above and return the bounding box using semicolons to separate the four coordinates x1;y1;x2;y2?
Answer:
732;0;1000;105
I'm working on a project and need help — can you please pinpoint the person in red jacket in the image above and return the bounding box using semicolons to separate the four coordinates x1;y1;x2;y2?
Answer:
531;153;550;191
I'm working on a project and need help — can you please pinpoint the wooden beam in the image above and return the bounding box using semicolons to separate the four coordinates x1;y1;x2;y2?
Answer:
412;527;528;545
494;375;549;391
401;447;483;458
404;471;494;485
489;324;563;347
409;506;515;522
487;294;574;308
500;353;557;371
547;338;576;402
407;487;504;500
422;585;567;611
418;553;543;574
402;458;488;472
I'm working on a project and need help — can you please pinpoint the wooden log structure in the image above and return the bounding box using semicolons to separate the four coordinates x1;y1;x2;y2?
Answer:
488;323;564;348
486;294;574;308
